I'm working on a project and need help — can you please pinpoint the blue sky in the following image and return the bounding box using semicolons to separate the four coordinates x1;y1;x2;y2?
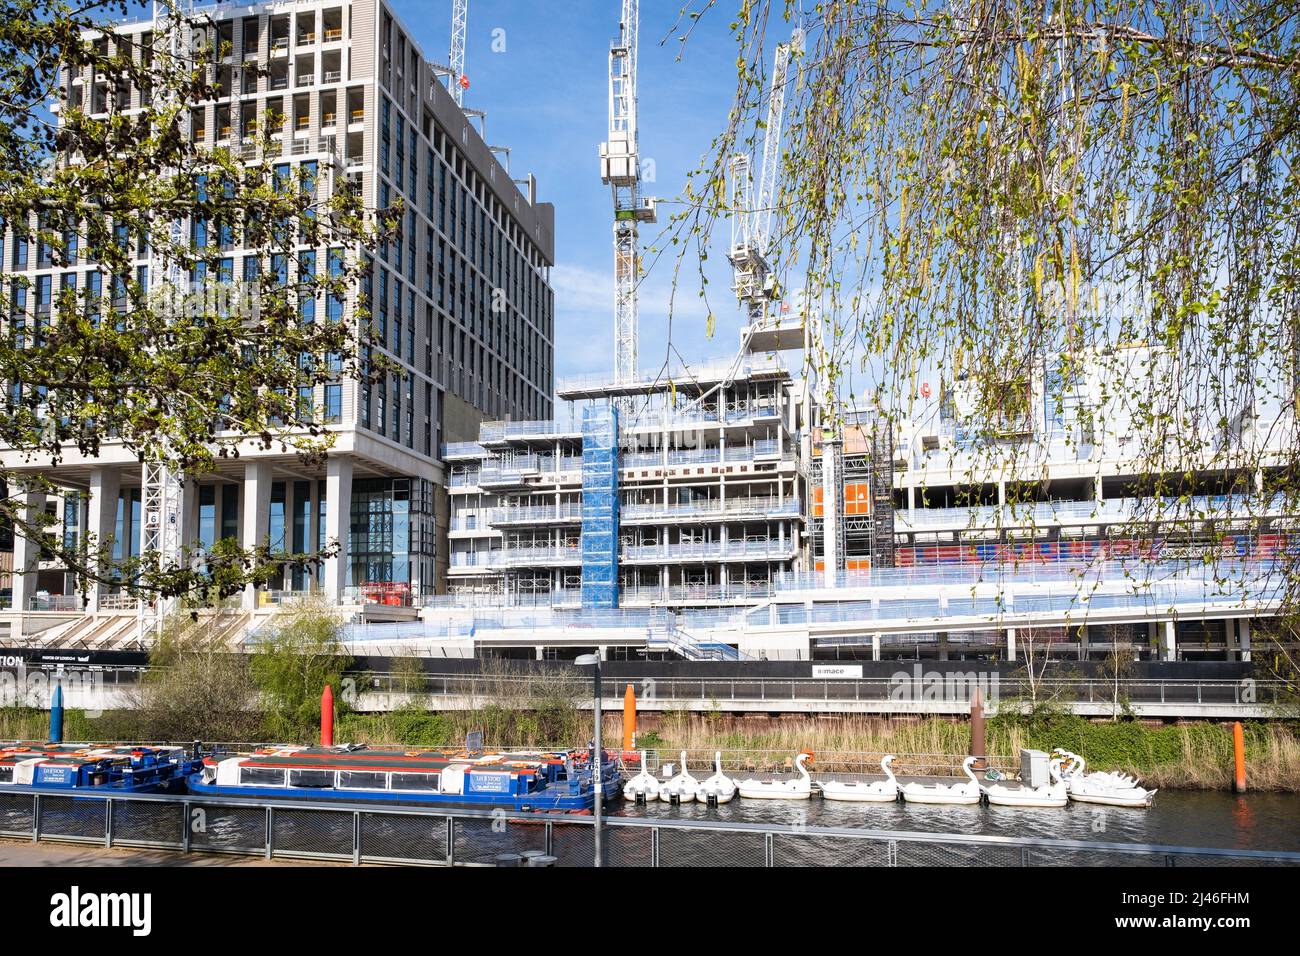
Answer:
388;0;751;383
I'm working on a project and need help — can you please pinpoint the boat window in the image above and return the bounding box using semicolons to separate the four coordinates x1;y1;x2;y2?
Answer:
288;769;336;789
389;772;441;792
0;767;12;784
337;770;388;790
239;767;288;787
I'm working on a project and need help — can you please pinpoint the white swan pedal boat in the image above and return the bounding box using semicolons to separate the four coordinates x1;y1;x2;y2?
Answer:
900;756;982;806
982;757;1068;808
696;752;737;805
818;755;901;802
659;751;700;804
737;751;813;800
622;750;660;803
1053;749;1156;807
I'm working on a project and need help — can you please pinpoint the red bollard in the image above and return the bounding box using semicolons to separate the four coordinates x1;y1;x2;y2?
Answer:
321;684;334;747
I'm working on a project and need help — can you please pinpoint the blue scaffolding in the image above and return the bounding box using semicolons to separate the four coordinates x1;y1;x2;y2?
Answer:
580;405;620;609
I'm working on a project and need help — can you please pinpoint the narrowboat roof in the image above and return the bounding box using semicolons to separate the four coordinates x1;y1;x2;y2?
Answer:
203;745;576;774
1;743;187;765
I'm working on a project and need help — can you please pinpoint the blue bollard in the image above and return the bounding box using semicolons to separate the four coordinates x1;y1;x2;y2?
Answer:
49;684;64;743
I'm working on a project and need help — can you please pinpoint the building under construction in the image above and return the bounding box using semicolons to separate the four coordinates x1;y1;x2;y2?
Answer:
445;348;824;609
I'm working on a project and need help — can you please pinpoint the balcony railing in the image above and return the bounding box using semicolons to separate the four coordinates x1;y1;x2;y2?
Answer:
897;492;1291;532
479;419;575;443
496;546;582;567
442;441;486;459
486;503;584;526
27;595;81;611
622;496;800;521
622;540;795;562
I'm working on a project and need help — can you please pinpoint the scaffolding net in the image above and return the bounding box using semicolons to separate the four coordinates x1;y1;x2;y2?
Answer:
580;405;620;609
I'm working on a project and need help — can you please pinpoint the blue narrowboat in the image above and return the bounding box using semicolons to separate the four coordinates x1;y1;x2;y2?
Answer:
0;743;202;793
187;744;623;812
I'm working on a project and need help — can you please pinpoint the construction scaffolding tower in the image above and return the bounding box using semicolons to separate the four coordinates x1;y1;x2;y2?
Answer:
580;405;620;609
810;416;895;572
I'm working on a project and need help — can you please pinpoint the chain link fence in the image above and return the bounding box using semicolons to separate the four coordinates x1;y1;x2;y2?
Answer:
0;789;1296;867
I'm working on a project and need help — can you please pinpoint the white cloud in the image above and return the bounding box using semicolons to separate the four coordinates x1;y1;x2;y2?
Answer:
551;260;740;381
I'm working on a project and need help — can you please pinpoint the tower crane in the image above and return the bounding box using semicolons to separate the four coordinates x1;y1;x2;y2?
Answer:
599;0;656;386
728;28;802;329
726;29;843;583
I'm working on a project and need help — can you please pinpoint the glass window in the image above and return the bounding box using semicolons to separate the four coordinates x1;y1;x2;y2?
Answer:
268;480;286;548
198;485;217;550
324;383;342;423
61;491;81;552
338;771;387;790
220;486;239;541
239;767;287;786
288;769;335;788
389;772;440;792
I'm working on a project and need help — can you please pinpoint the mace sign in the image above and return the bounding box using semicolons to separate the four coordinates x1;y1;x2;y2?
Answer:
811;664;864;679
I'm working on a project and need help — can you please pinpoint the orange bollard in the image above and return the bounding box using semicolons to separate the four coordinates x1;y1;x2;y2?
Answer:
622;684;636;751
321;684;334;747
1232;721;1246;793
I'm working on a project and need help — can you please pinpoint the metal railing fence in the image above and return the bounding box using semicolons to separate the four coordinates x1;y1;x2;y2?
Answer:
36;667;1287;711
2;788;1295;867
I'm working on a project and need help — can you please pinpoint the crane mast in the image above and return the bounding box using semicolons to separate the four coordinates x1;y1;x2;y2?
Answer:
431;0;470;106
139;0;193;640
599;0;655;386
729;29;801;328
448;0;468;106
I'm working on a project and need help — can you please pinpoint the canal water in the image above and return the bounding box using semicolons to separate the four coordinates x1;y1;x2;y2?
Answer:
610;790;1300;852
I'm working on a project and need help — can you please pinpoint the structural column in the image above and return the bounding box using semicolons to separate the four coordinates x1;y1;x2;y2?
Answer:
179;479;200;569
307;479;321;592
10;487;47;612
86;467;121;613
1005;627;1017;663
1163;620;1177;662
323;456;353;603
1239;619;1252;663
871;632;881;662
241;461;273;611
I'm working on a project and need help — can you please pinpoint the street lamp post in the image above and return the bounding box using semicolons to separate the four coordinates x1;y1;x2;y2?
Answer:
574;653;603;867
